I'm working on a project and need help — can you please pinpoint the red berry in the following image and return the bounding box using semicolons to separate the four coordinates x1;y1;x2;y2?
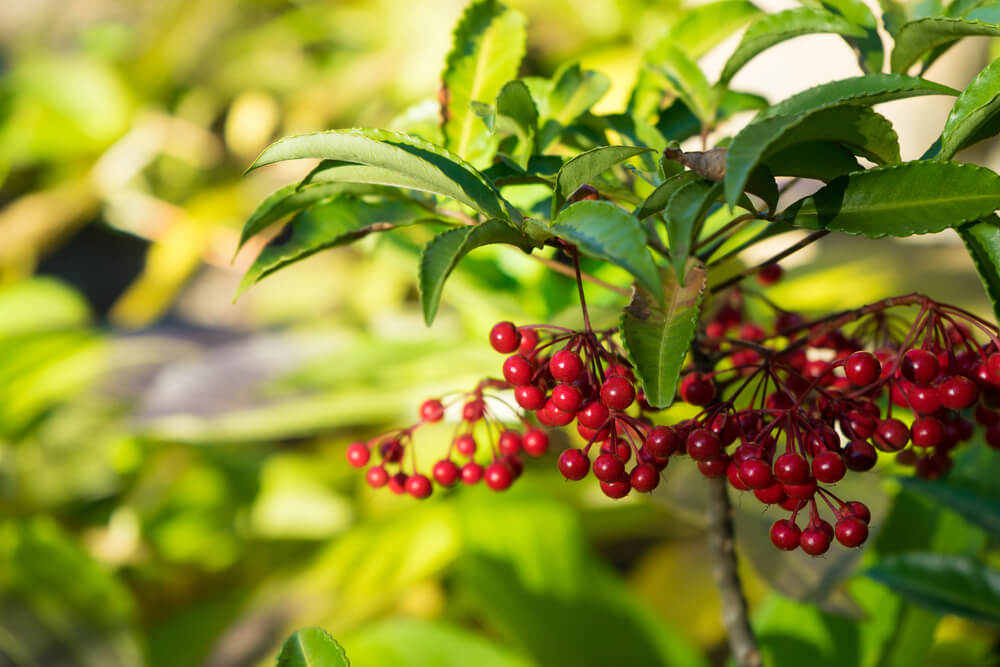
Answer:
697;456;729;478
843;411;876;439
835;517;868;547
515;385;545;410
558;448;590;480
346;442;370;467
600;479;631;499
461;462;483;485
845;351;881;386
687;428;721;461
523;429;549;456
839;500;871;524
578;401;610;429
739;458;774;489
578;422;611;442
503;355;534;386
552;384;583;412
380;439;404;462
490;321;521;354
754;482;788;505
844;440;878;471
517;327;539;355
549;350;584;383
940;376;979;409
484;462;514;491
366;465;389;488
904;384;941;414
463;399;486;422
757;262;783;286
645;426;680;458
800;527;831;555
600;376;635;411
873;418;909;452
455;434;477;457
502;454;523;479
770;519;801;550
900;348;940;384
783;478;818;499
388;472;409;495
812;451;846;483
630;464;660;492
680;373;716;406
911;416;943;447
498;430;522;455
540;399;575;426
988;353;1000;383
593;453;626;482
727;462;749;490
406;474;433;499
420;399;445;422
433;459;460;487
774;453;809;484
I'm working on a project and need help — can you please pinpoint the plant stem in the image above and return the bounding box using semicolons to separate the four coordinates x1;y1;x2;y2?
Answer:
573;251;594;333
707;230;828;293
529;253;631;296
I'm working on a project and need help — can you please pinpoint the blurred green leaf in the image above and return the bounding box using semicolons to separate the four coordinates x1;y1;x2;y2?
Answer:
344;619;530;667
552;145;651;216
890;17;1000;73
0;278;91;334
761;74;956;119
276;627;350;667
665;0;763;59
895;473;1000;539
237;182;348;251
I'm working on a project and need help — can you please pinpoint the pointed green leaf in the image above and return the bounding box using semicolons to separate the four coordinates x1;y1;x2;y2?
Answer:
940;58;1000;159
720;8;867;83
250;128;515;222
237;182;347;252
666;181;720;282
656;90;769;143
762;142;861;181
896;474;1000;539
784;161;1000;237
621;262;706;408
866;553;1000;623
890;17;1000;73
802;0;884;72
495;80;539;167
761;73;957;119
276;627;350;667
746;166;779;213
552;145;652;216
665;0;763;58
441;0;526;163
549;201;661;298
482;155;562;186
725;105;900;207
958;216;1000;325
419;220;532;324
548;63;611;126
237;197;431;298
878;0;908;35
644;43;714;125
636;171;701;219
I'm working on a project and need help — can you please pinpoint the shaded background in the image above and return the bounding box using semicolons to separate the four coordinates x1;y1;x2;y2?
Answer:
1;0;999;665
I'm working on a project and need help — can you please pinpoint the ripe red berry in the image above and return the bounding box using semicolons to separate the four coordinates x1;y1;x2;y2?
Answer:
754;482;788;505
835;517;868;547
940;376;979;409
800;527;832;555
406;474;433;499
463;399;486;422
645;426;680;458
502;454;523;479
461;462;483;485
911;416;943;447
522;428;549;456
600;479;631;499
540;399;575;427
366;465;389;488
517;327;539;355
455;434;477;456
593;453;626;482
839;500;871;524
630;464;660;492
388;472;409;495
490;321;521;354
600;376;635;411
812;451;846;483
549;349;584;383
783;478;818;499
380;439;404;463
900;348;940;384
757;262;783;286
552;383;583;412
503;355;534;386
558;448;590;480
346;442;370;467
433;459;460;486
515;385;545;410
774;453;809;484
874;418;909;452
680;373;716;406
727;462;749;490
770;519;801;550
845;351;881;386
498;430;522;455
738;458;774;489
484;462;514;491
844;439;878;471
420;399;445;422
904;383;941;414
988;353;1000;383
687;428;722;461
578;401;610;429
697;456;729;478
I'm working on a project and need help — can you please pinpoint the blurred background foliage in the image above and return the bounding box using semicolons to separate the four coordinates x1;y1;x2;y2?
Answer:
1;0;999;665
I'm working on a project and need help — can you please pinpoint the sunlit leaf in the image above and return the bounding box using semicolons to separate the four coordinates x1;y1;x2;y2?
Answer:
890;17;1000;73
939;58;1000;160
552;145;651;216
276;628;350;667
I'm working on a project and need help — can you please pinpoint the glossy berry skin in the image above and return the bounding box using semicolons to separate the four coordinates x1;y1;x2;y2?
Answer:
630;464;660;492
593;453;626;482
738;458;774;489
911;416;943;447
552;384;583;412
502;356;534;386
461;462;483;485
388;473;409;495
800;528;832;556
366;465;389;488
420;399;445;422
578;401;610;429
874;419;909;452
680;373;716;406
484;462;513;491
540;400;575;427
686;429;721;461
462;399;486;422
346;442;370;468
517;327;539;355
839;500;871;524
490;321;521;354
380;439;404;463
900;348;940;384
774;453;809;484
515;385;545;410
940;376;979;409
549;350;584;383
844;440;878;471
645;426;680;458
454;434;477;456
558;448;590;480
845;351;881;386
783;478;818;499
522;429;549;456
812;451;846;483
905;384;941;414
697;456;729;478
498;430;522;455
599;479;631;499
754;482;788;505
835;517;869;547
433;459;460;487
406;474;433;499
600;376;635;411
727;463;749;490
770;519;801;551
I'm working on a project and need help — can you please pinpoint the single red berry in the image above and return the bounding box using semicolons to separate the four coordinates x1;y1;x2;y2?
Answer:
388;472;409;495
911;416;943;447
757;262;783;286
680;373;716;406
593;453;626;482
461;462;483;485
600;479;631;499
578;422;611;442
754;482;788;505
602;439;632;463
380;439;404;463
988;353;1000;383
498;430;522;456
904;383;941;414
517;327;539;355
455;434;477;456
433;459;460;487
812;451;846;483
835;517;868;547
844;440;878;471
770;519;801;551
709;414;740;447
463;399;486;422
420;399;445;422
645;426;680;458
502;454;523;479
484;462;514;491
697;456;729;478
839;500;871;524
687;428;722;461
578;401;610;429
366;465;389;488
780;497;806;512
774;453;809;484
843;411;876;439
503;355;534;386
558;448;590;481
346;442;370;468
406;474;433;499
845;351;881;386
727;462;749;491
552;383;583;412
940;376;979;410
540;399;575;426
873;418;909;452
630;464;660;492
549;349;584;383
490;321;521;354
523;429;549;456
600;376;635;411
900;348;940;384
783;478;818;499
800;527;832;555
739;458;774;489
515;385;545;410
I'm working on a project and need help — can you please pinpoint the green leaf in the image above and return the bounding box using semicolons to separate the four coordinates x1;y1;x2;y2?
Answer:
896;474;1000;539
548;63;611;126
666;181;720;282
644;43;714;125
746;166;779;213
344;620;530;667
621;262;706;408
419;220;532;324
725;105;900;207
656;90;769;143
636;171;701;219
441;0;526;164
495;80;539;167
810;0;884;72
958;216;1000;325
276;627;350;667
866;553;1000;623
237;197;431;298
482;155;562;186
238;182;348;251
784;161;1000;237
720;8;867;82
250;128;515;222
549;201;661;298
940;58;1000;160
665;0;763;59
761;73;957;119
890;17;1000;73
552;145;652;216
762;142;861;181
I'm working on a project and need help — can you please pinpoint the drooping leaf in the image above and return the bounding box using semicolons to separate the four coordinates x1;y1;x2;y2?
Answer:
636;171;701;219
237;197;432;297
665;0;764;59
238;182;347;251
866;553;1000;623
552;146;652;217
890;17;1000;73
643;43;714;125
419;220;533;324
441;0;526;164
665;181;720;281
249;128;515;222
720;8;867;82
725;105;900;207
896;474;1000;539
958;215;1000;325
784;161;1000;237
762;142;861;181
548;201;662;298
621;262;706;408
939;58;1000;159
276;627;350;667
760;73;957;119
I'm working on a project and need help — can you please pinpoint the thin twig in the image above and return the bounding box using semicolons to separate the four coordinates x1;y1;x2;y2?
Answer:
707;230;829;294
529;254;631;296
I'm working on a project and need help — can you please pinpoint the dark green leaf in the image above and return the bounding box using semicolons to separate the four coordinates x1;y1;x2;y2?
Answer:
940;58;1000;159
538;64;611;149
761;73;956;119
665;0;763;58
720;8;867;82
250;128;515;222
890;17;1000;73
958;215;1000;325
866;553;1000;623
549;201;661;298
896;474;1000;539
762;142;861;181
602;114;668;173
725;105;900;207
656;91;768;143
552;145;652;216
745;166;779;213
419;220;532;324
784;161;1000;237
666;181;721;282
238;182;346;251
621;262;706;408
441;0;526;163
636;171;700;219
482;155;562;186
276;627;350;667
643;43;714;125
